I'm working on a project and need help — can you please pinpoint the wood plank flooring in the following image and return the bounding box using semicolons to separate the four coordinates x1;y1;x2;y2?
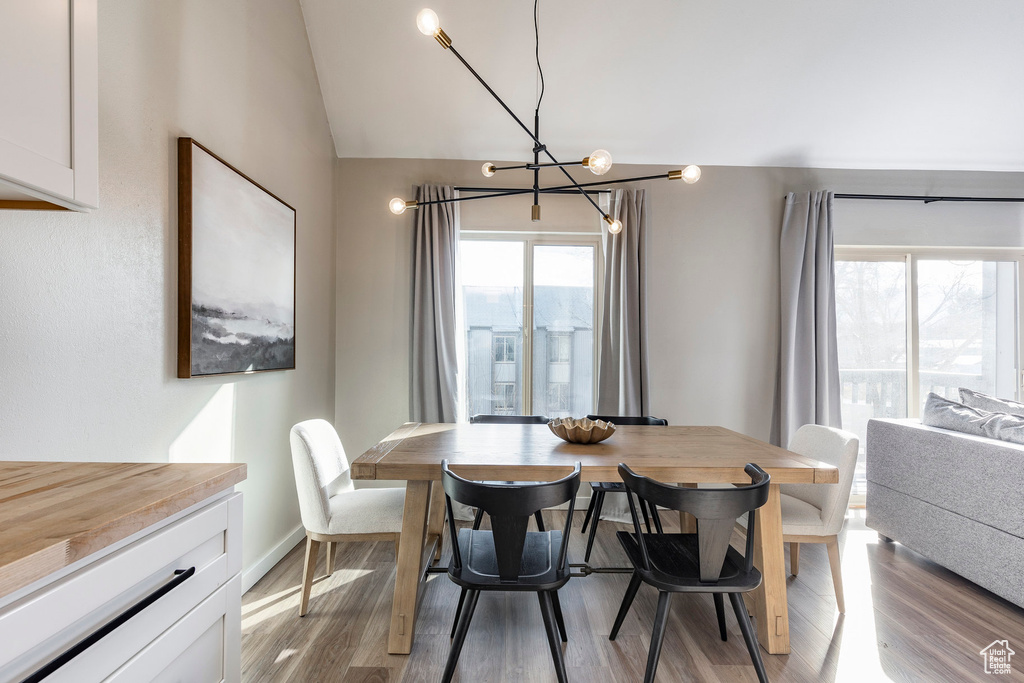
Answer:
241;510;1024;682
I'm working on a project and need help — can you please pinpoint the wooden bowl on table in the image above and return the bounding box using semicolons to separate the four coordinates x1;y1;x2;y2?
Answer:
548;417;616;445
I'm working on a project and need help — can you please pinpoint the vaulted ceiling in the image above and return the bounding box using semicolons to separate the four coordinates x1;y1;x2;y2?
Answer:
300;0;1024;171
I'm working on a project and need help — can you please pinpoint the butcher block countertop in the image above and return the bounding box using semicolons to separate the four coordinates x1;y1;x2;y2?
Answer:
0;461;246;600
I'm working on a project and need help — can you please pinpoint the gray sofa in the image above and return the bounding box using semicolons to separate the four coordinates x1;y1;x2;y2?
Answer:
867;418;1024;608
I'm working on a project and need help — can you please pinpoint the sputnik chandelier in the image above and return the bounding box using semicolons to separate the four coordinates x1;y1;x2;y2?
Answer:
388;3;701;233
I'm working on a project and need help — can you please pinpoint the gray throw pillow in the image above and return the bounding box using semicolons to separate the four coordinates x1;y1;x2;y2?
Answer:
959;387;1024;418
923;392;1024;445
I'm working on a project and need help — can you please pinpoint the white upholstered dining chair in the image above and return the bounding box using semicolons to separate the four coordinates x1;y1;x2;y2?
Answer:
289;419;405;616
737;424;858;612
780;424;859;613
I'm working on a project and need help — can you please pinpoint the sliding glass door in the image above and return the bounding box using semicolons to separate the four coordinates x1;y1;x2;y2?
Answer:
835;249;1023;500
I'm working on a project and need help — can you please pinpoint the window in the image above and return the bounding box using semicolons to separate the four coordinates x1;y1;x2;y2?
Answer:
835;248;1022;500
494;335;516;363
493;382;517;415
461;237;598;418
548;333;571;363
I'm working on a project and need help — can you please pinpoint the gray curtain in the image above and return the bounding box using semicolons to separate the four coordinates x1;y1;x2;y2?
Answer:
411;184;459;423
770;191;842;447
597;188;650;416
596;189;650;523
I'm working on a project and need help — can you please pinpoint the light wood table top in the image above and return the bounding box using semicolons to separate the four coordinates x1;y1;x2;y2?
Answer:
352;422;838;485
0;461;246;600
356;421;835;656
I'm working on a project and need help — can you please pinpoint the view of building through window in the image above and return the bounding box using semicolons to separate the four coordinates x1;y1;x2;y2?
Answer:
460;239;596;418
836;254;1019;499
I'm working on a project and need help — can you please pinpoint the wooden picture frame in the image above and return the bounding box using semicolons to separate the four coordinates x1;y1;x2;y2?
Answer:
177;138;296;378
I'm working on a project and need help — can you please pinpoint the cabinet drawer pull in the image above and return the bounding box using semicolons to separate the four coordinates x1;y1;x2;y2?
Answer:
19;567;196;683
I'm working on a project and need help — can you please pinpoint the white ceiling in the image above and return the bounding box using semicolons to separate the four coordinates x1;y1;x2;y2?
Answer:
300;0;1024;171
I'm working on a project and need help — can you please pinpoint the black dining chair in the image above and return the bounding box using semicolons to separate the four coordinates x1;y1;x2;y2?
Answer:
580;415;668;562
440;459;581;683
610;463;771;683
469;414;550;532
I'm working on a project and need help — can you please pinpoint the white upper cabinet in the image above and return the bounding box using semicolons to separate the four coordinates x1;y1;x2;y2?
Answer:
0;0;98;210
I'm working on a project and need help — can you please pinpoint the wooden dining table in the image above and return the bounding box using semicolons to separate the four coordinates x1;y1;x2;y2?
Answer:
351;422;838;656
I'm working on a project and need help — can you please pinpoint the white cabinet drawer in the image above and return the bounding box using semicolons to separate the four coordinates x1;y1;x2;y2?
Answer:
0;493;241;682
109;574;241;683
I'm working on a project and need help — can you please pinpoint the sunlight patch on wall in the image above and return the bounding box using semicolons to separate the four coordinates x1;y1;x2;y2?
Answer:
170;383;236;463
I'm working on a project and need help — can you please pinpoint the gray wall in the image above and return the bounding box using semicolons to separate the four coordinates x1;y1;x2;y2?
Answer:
335;158;1024;465
0;0;337;580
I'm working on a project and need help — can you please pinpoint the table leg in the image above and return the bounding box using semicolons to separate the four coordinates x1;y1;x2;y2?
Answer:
388;480;431;654
677;483;697;533
751;483;789;654
427;480;446;563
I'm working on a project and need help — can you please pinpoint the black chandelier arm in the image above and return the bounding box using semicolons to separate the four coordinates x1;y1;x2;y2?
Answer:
539;172;681;193
490;163;533;172
447;44;606;219
548;163;609;217
412;188;535;208
487;161;585;173
416;172;683;209
449;46;540;145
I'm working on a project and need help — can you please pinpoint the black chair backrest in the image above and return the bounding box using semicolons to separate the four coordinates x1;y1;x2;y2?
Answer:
586;415;668;426
470;414;550;425
442;459;581;582
618;463;770;582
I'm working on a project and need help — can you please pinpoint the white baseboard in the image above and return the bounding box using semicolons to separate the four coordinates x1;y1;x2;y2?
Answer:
242;525;306;594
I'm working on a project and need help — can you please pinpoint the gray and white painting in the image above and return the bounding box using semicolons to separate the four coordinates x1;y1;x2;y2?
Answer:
189;144;295;375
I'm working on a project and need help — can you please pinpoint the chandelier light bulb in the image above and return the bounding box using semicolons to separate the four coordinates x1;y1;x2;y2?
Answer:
586;149;613;176
681;164;701;184
603;214;622;234
389;197;408;215
482;162;496;178
416;8;441;36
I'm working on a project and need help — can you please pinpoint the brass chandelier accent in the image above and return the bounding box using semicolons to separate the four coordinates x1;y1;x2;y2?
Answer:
389;4;701;233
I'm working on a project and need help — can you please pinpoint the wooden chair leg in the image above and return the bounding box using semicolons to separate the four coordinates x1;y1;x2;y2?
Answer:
551;589;567;642
713;593;727;641
790;541;799;576
826;536;845;613
298;536;320;617
472;508;484;530
644;591;673;683
538;591;568;683
325;541;336;576
584;491;605;562
729;592;768;683
581;493;598;533
610;571;642;640
442;589;480;683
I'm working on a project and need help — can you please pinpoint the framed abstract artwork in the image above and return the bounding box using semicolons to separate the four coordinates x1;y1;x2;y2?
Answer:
177;138;296;378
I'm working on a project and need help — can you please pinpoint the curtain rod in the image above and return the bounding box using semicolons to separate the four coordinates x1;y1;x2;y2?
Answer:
834;193;1024;204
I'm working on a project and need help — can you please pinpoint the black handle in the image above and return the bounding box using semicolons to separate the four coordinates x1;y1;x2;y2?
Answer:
19;566;196;683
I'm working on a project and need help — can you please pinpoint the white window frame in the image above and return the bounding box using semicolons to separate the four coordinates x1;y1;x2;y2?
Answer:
835;245;1024;417
460;230;604;415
